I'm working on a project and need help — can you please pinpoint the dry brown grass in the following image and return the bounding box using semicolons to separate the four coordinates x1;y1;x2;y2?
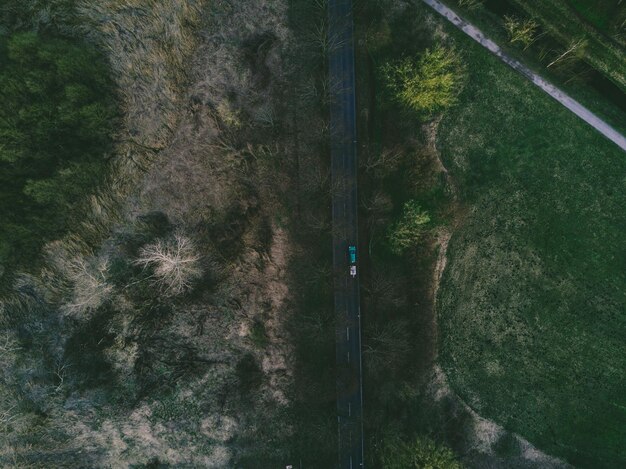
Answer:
0;0;303;466
77;0;205;150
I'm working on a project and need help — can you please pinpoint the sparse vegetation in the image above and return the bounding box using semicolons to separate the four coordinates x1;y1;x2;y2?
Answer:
355;1;469;466
451;0;626;139
0;0;313;466
356;1;626;468
3;0;623;467
381;435;462;469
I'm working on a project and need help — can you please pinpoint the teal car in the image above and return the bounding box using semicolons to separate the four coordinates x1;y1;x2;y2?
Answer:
348;245;357;264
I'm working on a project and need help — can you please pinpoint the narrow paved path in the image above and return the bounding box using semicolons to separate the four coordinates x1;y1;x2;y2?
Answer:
421;0;626;153
328;0;365;467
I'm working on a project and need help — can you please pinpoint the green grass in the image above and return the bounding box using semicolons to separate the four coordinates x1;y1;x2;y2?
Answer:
507;0;626;91
436;16;626;469
568;0;626;38
445;0;626;139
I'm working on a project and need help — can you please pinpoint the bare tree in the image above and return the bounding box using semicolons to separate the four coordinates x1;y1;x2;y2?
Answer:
65;257;113;316
134;233;203;297
362;147;404;177
547;38;587;68
363;191;393;254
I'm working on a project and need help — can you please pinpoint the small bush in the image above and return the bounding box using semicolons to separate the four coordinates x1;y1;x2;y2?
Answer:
388;200;431;254
493;432;521;458
381;435;462;469
250;320;269;348
458;0;483;10
504;15;540;50
236;353;263;395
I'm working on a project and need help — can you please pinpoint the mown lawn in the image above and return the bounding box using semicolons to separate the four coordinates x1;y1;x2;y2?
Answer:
435;15;626;469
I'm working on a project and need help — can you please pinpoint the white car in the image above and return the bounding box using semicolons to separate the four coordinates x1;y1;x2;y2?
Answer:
350;265;357;278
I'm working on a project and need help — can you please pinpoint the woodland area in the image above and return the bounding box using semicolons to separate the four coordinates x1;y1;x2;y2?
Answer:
0;29;116;283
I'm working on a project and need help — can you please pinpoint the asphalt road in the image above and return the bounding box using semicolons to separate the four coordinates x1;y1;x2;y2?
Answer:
328;0;364;467
421;0;626;153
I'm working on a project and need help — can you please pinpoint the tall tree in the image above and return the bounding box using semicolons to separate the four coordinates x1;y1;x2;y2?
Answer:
381;46;465;119
388;200;431;254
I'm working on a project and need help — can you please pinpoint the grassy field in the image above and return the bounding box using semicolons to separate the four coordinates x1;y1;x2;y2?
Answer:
436;12;626;469
506;0;626;91
444;0;626;137
568;0;626;41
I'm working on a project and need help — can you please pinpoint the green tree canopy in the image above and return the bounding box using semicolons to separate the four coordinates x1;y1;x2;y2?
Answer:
381;436;462;469
0;30;116;275
381;46;465;118
388;200;431;254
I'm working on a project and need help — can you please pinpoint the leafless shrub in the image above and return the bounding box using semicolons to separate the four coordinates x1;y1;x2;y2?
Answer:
134;233;202;297
547;37;588;69
363;191;393;253
306;20;329;58
64;257;113;316
302;164;331;196
39;237;114;316
0;332;20;369
52;359;70;394
364;319;411;371
362;146;404;177
253;103;277;128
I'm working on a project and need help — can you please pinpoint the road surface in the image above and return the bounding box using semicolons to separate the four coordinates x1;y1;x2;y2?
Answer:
421;0;626;153
328;0;364;467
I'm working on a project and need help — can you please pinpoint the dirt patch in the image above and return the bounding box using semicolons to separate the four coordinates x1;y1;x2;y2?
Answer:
431;229;451;311
258;226;293;405
428;366;571;468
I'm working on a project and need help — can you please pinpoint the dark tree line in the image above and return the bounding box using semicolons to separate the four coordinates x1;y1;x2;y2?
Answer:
0;30;117;276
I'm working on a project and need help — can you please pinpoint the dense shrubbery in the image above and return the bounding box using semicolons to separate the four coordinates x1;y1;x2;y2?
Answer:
0;30;116;276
